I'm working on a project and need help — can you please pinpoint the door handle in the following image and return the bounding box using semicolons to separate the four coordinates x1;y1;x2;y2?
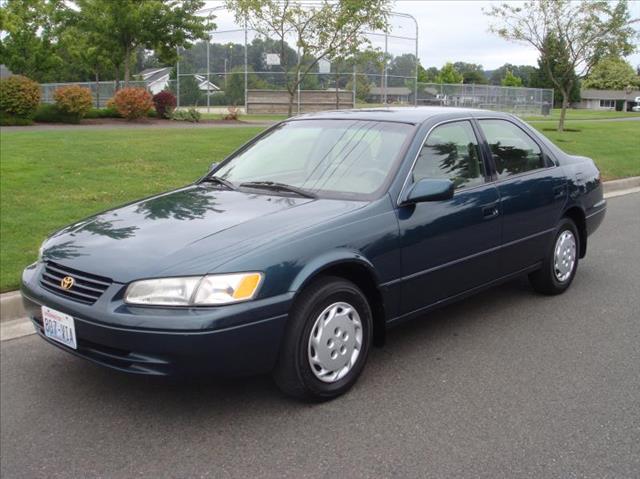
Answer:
482;204;500;219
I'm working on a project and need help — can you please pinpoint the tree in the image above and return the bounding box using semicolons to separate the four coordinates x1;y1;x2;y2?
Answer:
169;69;202;106
74;0;214;87
57;26;115;104
485;0;639;131
0;0;70;82
528;36;580;105
501;70;523;87
346;74;371;102
226;0;391;116
418;65;439;83
583;56;640;90
436;62;463;84
225;66;269;105
453;62;488;84
488;63;538;87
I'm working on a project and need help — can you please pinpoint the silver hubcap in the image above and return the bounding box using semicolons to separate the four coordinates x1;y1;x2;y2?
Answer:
307;302;363;383
554;230;577;282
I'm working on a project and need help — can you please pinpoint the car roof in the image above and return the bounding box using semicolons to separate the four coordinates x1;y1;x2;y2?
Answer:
292;106;514;124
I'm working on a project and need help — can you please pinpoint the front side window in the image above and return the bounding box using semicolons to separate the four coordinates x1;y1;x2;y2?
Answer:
213;119;414;199
478;119;545;179
412;120;485;190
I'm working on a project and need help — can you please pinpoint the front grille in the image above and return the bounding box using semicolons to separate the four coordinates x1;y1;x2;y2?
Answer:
40;262;112;305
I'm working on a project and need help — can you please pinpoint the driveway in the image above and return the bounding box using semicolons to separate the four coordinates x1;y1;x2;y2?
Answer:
1;193;638;479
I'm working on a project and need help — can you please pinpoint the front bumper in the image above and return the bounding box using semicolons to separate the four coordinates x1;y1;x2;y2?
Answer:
22;263;293;376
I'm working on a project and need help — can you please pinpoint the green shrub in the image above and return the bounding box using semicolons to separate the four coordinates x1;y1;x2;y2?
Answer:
53;85;93;121
112;87;153;120
0;75;41;123
171;108;201;123
0;116;34;126
84;107;122;119
33;104;81;124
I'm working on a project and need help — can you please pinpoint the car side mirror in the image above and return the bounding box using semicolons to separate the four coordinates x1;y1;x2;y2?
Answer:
402;178;454;204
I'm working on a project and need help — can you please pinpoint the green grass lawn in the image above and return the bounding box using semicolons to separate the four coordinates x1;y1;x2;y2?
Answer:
0;127;263;292
523;108;640;121
527;120;640;180
1;118;638;291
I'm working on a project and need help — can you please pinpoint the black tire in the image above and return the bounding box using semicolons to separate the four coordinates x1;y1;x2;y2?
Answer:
273;276;373;401
529;217;580;295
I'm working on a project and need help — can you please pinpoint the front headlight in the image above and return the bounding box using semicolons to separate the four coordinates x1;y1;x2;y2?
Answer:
124;273;263;306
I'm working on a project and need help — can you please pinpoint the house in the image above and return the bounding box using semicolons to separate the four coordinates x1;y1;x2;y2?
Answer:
0;64;14;79
138;67;222;95
575;88;640;111
139;67;172;94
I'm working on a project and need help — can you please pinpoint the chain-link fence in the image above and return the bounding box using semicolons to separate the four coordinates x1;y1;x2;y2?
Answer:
38;5;553;116
174;7;419;113
40;80;155;108
416;83;554;116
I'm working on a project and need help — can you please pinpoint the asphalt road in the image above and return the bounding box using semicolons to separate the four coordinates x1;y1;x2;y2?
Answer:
2;193;639;479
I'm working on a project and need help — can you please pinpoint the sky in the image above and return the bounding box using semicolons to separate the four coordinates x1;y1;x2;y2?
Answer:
204;0;640;71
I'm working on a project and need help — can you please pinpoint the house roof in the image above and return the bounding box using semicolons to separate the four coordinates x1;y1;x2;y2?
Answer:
0;64;13;79
580;88;640;101
140;67;171;84
193;74;220;91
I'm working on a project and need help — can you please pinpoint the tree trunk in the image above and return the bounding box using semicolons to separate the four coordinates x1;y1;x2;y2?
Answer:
287;89;295;117
335;69;340;109
124;47;131;87
95;72;100;109
558;89;569;132
114;64;121;91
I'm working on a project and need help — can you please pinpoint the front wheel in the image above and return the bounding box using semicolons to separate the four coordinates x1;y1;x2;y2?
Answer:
529;217;579;295
273;276;373;401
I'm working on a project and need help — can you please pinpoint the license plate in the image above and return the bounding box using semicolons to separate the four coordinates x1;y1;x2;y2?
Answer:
42;306;77;350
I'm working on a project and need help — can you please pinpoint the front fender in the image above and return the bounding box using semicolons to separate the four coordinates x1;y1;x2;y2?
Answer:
289;249;380;293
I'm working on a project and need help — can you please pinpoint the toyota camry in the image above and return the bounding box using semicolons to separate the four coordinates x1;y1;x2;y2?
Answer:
21;107;606;400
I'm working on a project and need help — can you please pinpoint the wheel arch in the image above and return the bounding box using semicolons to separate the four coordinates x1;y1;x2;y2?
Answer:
291;252;387;347
563;206;587;258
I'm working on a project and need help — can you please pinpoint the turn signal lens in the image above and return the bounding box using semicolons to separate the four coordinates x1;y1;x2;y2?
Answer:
192;273;263;305
124;273;263;306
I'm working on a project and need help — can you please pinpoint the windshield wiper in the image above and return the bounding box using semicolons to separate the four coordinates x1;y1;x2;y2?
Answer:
239;181;317;199
201;175;237;190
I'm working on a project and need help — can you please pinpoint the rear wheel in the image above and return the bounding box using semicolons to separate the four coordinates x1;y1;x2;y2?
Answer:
529;217;579;295
273;276;373;401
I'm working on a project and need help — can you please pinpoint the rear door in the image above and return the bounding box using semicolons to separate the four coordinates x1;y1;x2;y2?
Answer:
396;120;501;315
476;118;566;275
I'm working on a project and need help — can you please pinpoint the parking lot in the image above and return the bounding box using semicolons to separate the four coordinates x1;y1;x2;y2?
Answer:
1;192;638;478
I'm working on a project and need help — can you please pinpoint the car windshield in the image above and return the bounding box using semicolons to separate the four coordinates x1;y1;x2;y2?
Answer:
212;119;414;199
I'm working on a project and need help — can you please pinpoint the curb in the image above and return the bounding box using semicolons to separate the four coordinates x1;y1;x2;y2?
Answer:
1;177;639;334
0;291;23;323
602;176;640;194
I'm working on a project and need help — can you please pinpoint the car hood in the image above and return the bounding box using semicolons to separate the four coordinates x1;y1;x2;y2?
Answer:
42;185;365;282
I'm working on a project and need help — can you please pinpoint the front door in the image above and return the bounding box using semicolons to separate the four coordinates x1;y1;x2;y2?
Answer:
397;120;501;315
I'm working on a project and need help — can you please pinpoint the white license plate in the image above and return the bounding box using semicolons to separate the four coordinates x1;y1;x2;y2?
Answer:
42;306;77;350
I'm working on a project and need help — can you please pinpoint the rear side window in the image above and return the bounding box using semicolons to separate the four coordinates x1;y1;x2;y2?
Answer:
478;119;546;178
412;121;485;190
